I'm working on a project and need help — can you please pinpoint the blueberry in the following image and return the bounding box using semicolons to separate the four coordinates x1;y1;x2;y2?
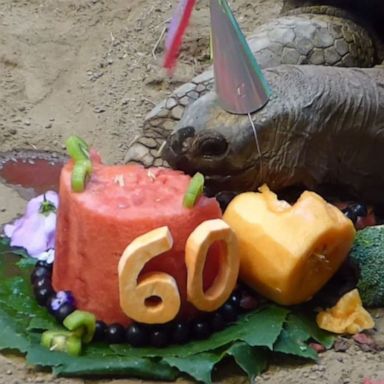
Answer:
342;207;357;223
192;321;211;340
35;260;53;271
215;191;238;212
33;277;52;290
31;266;52;284
93;320;107;342
228;290;242;308
106;324;126;344
34;285;54;306
150;328;169;348
54;302;76;323
351;203;368;217
126;324;148;347
219;303;238;323
211;312;226;332
171;322;190;344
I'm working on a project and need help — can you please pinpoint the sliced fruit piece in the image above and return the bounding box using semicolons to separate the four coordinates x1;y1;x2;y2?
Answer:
63;310;96;343
316;289;375;334
118;226;181;324
41;330;82;356
223;185;356;305
185;219;239;312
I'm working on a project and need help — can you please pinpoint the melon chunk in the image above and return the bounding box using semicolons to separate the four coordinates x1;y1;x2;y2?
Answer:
316;289;375;334
223;185;356;305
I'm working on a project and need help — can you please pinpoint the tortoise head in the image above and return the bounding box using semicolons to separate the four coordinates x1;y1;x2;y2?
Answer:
162;91;276;194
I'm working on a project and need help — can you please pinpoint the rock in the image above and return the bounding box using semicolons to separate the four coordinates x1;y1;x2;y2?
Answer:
334;337;352;352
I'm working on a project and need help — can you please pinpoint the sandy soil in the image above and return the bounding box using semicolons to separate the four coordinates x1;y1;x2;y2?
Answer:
0;0;383;383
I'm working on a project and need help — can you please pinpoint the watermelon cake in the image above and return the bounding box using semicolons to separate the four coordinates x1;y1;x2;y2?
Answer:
51;140;238;328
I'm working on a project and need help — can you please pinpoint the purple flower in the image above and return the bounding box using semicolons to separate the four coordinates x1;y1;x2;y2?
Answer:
3;191;58;257
49;291;75;311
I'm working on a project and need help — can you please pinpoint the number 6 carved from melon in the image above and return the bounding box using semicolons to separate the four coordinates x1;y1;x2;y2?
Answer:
118;219;239;324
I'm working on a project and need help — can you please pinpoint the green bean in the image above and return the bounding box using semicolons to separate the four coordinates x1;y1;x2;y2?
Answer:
71;159;93;193
183;172;205;208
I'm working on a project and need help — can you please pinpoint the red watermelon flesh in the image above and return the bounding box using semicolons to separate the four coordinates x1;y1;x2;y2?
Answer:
52;158;222;326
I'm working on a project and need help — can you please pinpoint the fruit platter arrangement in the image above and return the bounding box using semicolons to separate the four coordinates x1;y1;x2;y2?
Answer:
0;136;382;383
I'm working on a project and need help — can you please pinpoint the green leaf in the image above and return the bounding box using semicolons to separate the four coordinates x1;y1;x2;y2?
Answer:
27;316;58;332
0;237;29;259
112;305;289;358
273;312;334;360
17;257;37;269
0;307;30;352
163;351;224;384
287;313;335;349
27;344;178;380
274;328;317;360
227;342;268;378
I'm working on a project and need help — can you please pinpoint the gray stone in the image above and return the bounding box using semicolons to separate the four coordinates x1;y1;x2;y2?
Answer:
150;117;168;127
295;37;314;55
187;90;199;100
179;96;190;106
173;82;196;98
193;69;214;84
281;47;301;64
124;142;150;163
269;27;295;45
342;26;354;43
256;48;284;68
313;27;334;48
171;105;184;120
335;38;349;56
265;42;284;57
341;53;356;67
349;43;358;58
138;137;159;149
309;48;325;65
196;83;206;93
154;158;166;167
296;20;317;41
165;97;177;109
249;35;273;52
145;99;167;120
324;47;341;65
328;22;343;39
163;119;176;131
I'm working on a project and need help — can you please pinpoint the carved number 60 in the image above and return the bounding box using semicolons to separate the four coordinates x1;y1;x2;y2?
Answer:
118;219;239;324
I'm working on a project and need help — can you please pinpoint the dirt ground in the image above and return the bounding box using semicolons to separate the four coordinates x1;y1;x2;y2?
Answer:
0;0;383;383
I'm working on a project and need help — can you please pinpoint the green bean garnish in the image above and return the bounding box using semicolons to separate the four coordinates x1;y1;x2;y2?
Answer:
66;135;90;162
183;172;205;208
71;159;92;193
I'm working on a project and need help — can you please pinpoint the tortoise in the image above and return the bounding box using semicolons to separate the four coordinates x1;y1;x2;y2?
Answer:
125;0;384;204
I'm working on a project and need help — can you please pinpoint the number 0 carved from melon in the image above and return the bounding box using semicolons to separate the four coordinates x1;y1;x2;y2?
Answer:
118;220;239;323
186;219;239;312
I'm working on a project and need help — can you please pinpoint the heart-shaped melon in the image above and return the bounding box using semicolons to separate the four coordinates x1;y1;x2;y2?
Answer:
223;185;356;305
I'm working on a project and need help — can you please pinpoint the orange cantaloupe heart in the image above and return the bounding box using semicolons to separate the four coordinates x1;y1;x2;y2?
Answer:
223;185;356;305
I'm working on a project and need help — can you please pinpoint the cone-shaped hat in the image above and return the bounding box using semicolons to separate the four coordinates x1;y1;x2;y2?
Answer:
210;0;271;114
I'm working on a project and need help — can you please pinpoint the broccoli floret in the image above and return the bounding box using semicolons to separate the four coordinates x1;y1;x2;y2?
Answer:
349;225;384;307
